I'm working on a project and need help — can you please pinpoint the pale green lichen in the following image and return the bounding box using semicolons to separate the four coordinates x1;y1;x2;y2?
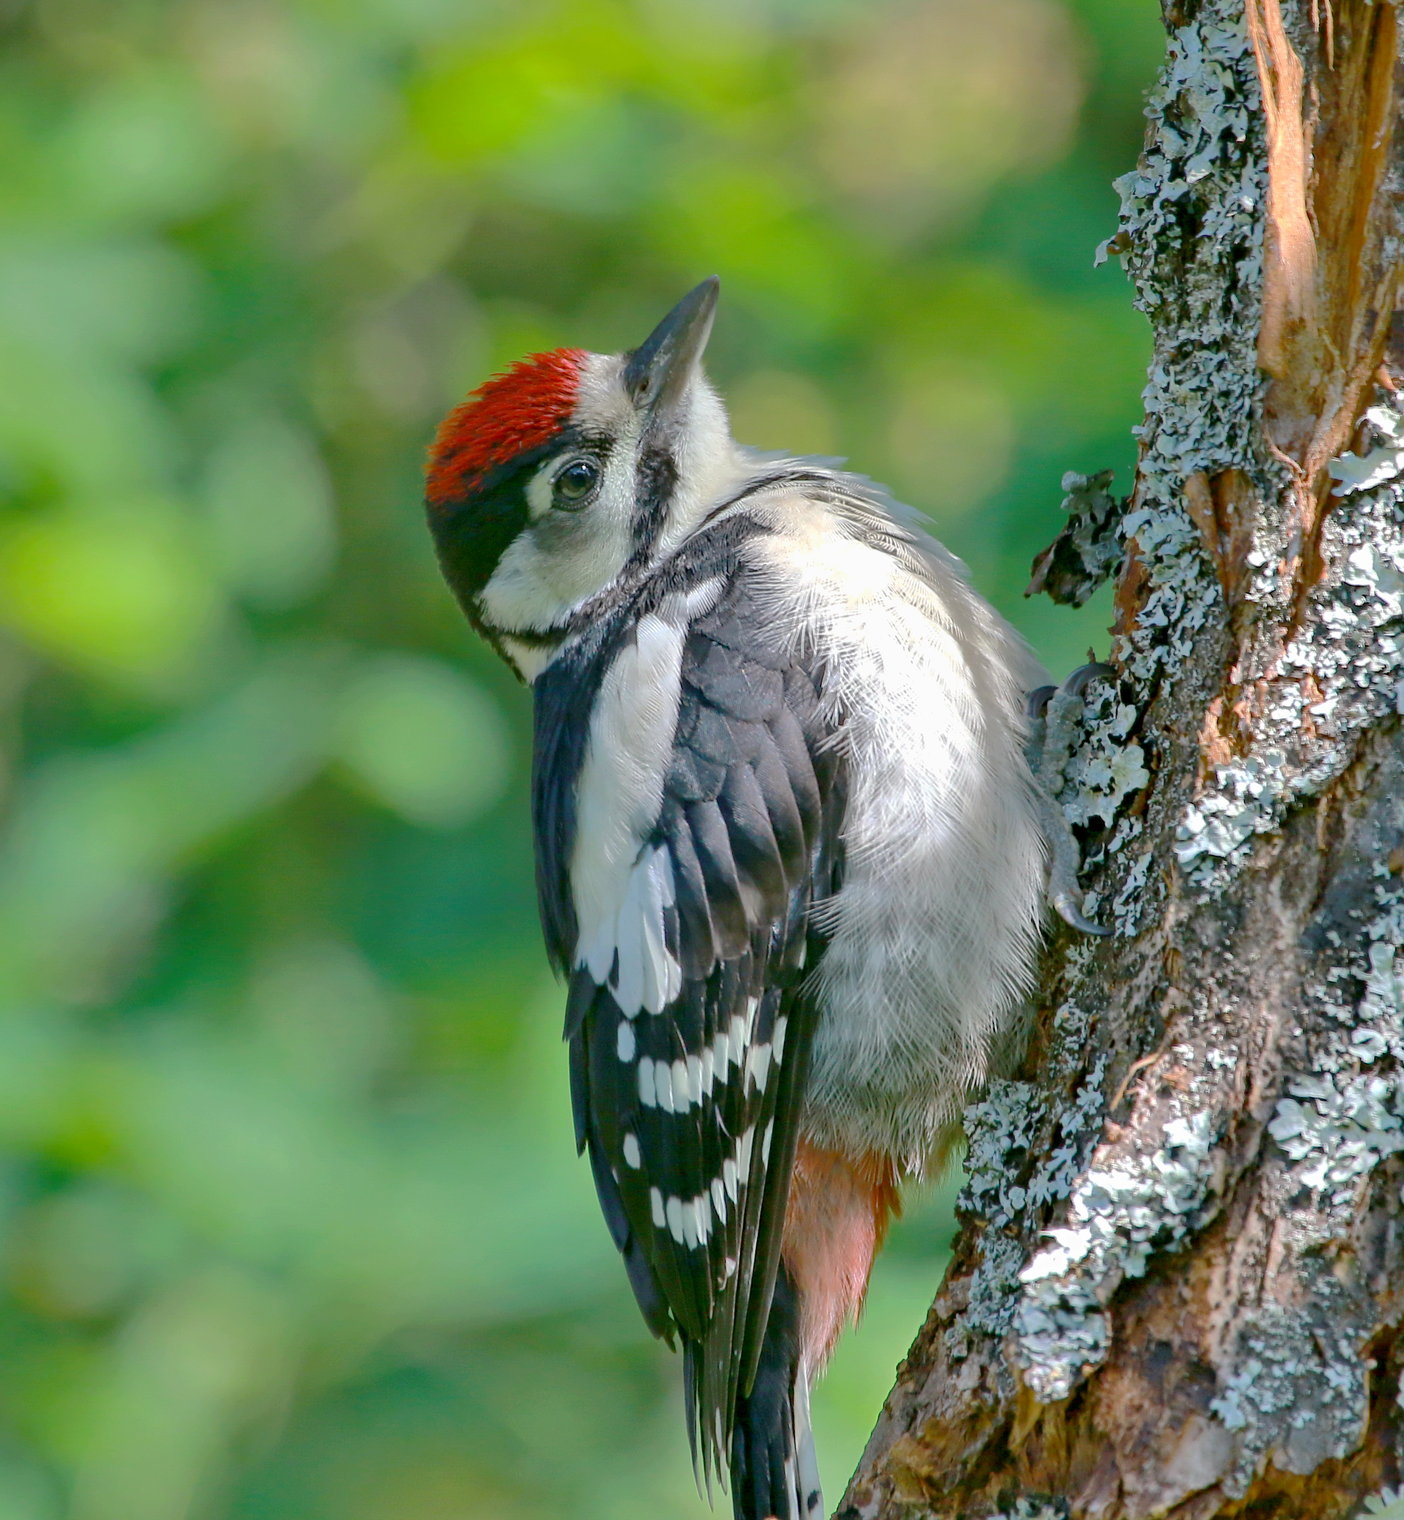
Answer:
1361;1490;1404;1520
1013;1104;1218;1402
992;0;1404;1507
953;1041;1110;1366
1002;0;1267;1415
1207;1285;1372;1490
1176;390;1404;888
952;1230;1027;1352
1207;865;1404;1494
1269;879;1404;1201
1330;404;1404;497
1104;14;1265;690
1057;683;1150;831
1174;749;1290;869
1028;469;1124;608
989;1499;1069;1520
1269;1070;1404;1206
961;1080;1047;1233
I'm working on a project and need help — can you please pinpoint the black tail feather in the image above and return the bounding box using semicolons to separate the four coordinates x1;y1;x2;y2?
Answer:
728;1266;822;1520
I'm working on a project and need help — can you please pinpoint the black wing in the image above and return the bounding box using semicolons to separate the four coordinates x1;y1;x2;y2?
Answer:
536;564;846;1488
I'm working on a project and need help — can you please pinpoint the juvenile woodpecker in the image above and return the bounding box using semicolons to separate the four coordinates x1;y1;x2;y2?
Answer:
425;279;1095;1520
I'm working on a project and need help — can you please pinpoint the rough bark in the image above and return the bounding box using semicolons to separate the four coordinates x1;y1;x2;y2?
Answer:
839;3;1403;1518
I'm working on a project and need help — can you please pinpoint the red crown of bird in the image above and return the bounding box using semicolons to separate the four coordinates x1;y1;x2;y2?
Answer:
425;348;586;508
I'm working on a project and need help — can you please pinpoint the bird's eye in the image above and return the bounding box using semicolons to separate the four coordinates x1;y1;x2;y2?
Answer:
553;458;599;509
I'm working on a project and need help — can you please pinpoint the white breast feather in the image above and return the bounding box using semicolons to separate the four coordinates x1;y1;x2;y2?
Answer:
745;487;1047;1171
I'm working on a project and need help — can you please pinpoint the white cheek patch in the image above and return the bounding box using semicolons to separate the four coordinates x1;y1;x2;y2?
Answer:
525;459;556;520
480;469;636;636
477;357;643;637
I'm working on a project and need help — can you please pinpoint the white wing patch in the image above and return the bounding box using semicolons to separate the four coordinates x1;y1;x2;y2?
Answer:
609;845;681;1015
571;617;687;1015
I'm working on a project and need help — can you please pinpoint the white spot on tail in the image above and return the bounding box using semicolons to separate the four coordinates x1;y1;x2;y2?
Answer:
656;1058;676;1114
746;1040;772;1093
737;1125;755;1177
794;1361;823;1519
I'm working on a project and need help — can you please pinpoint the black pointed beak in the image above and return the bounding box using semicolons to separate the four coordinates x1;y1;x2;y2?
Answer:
622;276;719;420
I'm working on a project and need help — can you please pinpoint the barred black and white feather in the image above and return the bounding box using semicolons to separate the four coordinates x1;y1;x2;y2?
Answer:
533;511;846;1495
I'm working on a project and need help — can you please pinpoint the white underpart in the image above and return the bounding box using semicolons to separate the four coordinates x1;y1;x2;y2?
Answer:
570;616;686;1012
743;482;1048;1170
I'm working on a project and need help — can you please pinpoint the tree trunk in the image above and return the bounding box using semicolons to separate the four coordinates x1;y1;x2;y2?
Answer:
839;2;1404;1517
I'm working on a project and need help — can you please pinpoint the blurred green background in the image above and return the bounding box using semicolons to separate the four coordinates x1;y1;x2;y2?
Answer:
0;0;1160;1515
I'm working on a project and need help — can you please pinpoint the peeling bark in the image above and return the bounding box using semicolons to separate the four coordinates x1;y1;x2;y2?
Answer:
839;3;1404;1517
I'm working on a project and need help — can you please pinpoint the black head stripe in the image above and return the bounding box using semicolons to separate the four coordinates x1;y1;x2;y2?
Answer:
425;426;588;604
631;445;679;557
425;451;537;606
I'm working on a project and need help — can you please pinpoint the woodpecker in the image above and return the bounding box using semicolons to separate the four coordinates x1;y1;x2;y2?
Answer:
425;279;1099;1520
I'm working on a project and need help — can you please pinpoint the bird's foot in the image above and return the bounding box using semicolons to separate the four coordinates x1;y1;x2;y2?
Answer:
1027;662;1114;938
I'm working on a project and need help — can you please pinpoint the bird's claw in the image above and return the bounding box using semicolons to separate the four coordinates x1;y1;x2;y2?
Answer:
1027;662;1115;938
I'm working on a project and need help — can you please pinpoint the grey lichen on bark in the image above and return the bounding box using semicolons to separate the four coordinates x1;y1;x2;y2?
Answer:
839;2;1403;1517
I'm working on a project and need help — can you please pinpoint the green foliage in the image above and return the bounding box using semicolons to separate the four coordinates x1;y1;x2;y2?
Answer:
0;0;1160;1513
